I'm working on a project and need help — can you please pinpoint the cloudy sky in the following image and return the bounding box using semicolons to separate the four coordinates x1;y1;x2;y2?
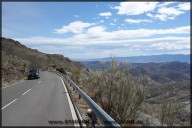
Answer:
2;2;190;60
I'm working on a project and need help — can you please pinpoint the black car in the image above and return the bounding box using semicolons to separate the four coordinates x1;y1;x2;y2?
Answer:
28;69;40;80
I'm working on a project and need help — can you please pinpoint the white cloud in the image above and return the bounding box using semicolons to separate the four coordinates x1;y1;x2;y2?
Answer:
114;2;158;15
155;15;164;21
69;26;189;42
14;24;190;59
158;7;184;16
125;19;153;24
177;2;190;11
146;2;189;21
157;2;175;8
17;26;190;46
150;41;189;50
154;6;185;21
98;12;112;17
114;2;189;19
87;26;106;34
108;26;189;39
146;13;153;18
54;21;94;34
15;36;190;59
15;36;189;47
154;14;174;21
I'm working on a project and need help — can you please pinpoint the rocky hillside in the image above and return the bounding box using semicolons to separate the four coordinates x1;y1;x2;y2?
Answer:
1;37;84;85
129;62;190;84
82;61;190;85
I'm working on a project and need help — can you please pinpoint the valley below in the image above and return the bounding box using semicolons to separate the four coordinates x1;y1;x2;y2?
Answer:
81;59;190;126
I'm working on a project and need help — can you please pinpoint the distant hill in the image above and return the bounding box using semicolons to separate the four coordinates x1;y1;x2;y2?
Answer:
129;61;190;84
103;54;190;63
1;37;84;85
81;61;190;85
80;54;190;63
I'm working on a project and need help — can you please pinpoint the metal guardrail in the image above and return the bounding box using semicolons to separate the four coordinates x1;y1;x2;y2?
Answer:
63;75;121;128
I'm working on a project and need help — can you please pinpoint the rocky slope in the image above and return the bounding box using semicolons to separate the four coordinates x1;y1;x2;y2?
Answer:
1;37;84;86
129;62;190;84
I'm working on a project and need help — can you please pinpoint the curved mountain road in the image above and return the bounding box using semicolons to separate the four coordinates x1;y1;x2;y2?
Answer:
2;71;79;127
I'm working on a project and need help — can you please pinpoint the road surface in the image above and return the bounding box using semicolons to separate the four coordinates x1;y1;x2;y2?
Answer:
2;71;78;127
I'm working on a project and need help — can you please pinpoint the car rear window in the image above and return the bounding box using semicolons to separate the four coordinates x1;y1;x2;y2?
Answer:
29;70;37;73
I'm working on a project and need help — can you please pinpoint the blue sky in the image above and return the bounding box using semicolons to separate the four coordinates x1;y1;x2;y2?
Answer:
2;2;190;60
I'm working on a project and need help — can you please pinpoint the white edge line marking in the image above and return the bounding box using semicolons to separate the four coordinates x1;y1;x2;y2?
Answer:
60;77;79;127
1;99;18;110
38;81;42;83
2;80;24;89
22;89;31;95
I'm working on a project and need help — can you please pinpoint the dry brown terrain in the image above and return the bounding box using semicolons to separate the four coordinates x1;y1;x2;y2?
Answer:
1;37;84;86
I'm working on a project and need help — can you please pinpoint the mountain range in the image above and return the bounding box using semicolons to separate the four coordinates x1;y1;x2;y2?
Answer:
78;54;190;63
81;61;190;85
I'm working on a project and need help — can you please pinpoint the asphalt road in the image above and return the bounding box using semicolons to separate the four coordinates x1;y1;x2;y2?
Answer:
2;71;79;127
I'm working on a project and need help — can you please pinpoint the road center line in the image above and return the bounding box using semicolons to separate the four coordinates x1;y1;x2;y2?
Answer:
22;89;31;95
1;99;18;110
59;76;79;127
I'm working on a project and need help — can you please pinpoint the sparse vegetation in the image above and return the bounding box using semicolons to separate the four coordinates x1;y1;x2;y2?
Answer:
2;51;30;85
71;66;81;84
141;92;189;126
160;94;185;126
78;57;190;126
80;57;147;126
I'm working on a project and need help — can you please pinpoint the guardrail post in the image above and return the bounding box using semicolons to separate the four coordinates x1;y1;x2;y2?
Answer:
92;111;97;128
79;94;81;99
67;79;69;84
86;109;97;128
